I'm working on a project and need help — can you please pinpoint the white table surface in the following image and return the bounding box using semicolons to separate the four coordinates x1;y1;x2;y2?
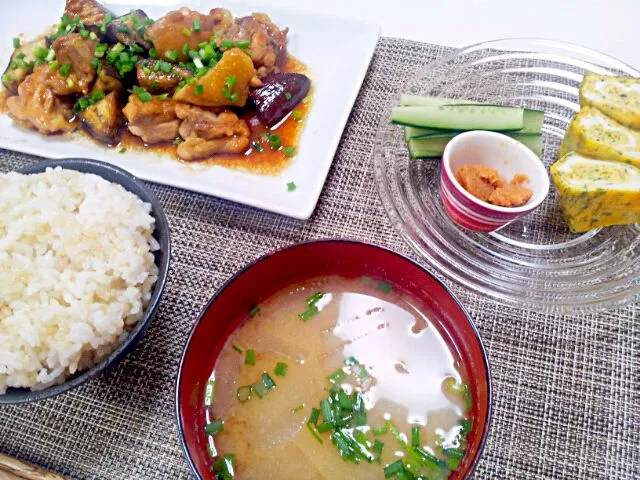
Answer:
270;0;640;70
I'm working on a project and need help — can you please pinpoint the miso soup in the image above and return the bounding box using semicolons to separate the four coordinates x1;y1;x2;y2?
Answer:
203;276;474;479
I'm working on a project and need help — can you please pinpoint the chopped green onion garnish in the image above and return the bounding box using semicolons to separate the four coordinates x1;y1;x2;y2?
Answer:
149;47;157;58
157;93;169;100
442;447;465;461
249;305;260;317
230;92;238;103
12;38;20;49
298;305;319;321
213;454;235;478
267;133;281;149
237;385;251;403
89;31;98;41
284;92;292;100
66;77;74;88
309;407;320;425
286;181;296;192
262;373;276;389
135;89;153;102
2;73;11;84
193;19;201;32
292;109;303;120
193;58;204;69
376;281;393;293
384;460;404;478
34;45;49;60
244;349;256;366
90;58;100;69
320;398;333;424
459;418;473;435
327;368;346;385
237;40;251;49
91;90;105;102
274;362;288;377
182;27;191;37
292;404;304;414
195;84;204;95
306;421;324;444
80;29;89;39
204;380;216;406
463;383;473;412
372;440;384;462
182;43;189;55
317;422;333;433
231;345;243;354
160;61;172;74
74;97;89;112
49;60;60;72
59;63;71;77
251;380;268;399
411;426;421;448
165;49;179;62
415;446;448;470
45;49;56;62
174;136;183;145
119;147;127;153
283;146;296;157
306;292;323;305
117;25;130;34
252;141;264;153
345;356;358;367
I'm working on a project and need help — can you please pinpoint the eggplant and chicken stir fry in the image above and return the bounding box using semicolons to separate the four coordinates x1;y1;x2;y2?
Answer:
2;0;311;162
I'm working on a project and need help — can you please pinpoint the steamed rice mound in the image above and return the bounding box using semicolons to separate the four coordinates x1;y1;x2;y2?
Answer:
0;167;159;393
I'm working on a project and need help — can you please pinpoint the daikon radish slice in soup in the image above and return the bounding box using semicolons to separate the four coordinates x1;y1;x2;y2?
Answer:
203;276;474;479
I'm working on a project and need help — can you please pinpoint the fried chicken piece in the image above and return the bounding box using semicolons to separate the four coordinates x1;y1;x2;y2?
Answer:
64;0;111;25
6;66;75;134
174;103;250;160
122;95;180;144
47;33;96;95
220;13;288;80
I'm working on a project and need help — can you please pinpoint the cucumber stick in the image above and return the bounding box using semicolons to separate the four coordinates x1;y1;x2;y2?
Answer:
404;108;542;139
400;94;479;106
404;126;441;141
392;105;524;131
408;133;543;159
400;95;544;134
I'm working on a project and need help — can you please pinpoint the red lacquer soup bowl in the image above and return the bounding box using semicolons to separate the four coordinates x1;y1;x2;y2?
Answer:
176;240;492;479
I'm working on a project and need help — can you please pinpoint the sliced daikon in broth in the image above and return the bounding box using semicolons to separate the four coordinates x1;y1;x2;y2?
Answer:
205;276;474;479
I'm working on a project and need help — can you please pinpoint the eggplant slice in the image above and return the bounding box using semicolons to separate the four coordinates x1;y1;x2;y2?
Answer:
105;10;153;50
93;63;125;94
2;38;48;94
136;59;192;93
249;72;310;127
78;91;124;145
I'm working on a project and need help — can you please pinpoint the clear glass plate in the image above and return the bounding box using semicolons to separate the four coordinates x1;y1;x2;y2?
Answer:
373;39;640;313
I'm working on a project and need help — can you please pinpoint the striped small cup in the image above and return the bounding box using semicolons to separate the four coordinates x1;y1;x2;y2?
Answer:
441;131;549;232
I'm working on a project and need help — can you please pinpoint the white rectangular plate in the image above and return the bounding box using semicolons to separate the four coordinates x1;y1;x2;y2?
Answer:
0;1;379;219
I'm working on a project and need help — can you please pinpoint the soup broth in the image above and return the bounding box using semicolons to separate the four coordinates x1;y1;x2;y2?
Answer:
204;276;473;479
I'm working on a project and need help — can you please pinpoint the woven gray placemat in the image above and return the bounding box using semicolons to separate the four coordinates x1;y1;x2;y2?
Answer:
0;37;638;480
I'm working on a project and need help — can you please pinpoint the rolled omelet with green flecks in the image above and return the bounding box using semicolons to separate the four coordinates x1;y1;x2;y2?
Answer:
563;107;640;168
580;73;640;130
550;152;640;232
